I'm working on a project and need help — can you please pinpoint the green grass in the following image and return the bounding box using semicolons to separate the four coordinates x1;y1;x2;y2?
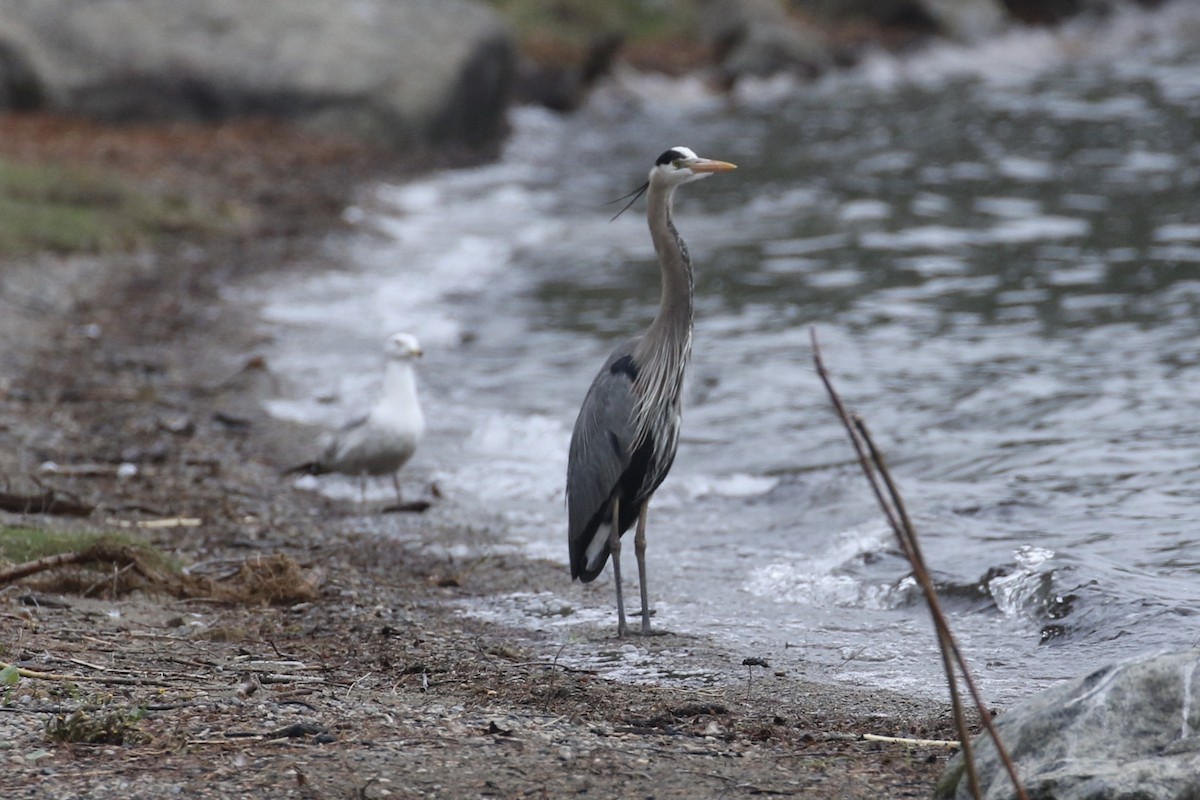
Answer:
0;159;221;256
0;525;170;571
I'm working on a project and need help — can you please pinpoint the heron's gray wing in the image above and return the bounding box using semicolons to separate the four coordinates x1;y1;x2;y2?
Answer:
567;342;640;581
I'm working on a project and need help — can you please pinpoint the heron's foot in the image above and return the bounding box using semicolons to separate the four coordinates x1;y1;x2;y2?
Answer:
628;625;671;637
629;608;669;637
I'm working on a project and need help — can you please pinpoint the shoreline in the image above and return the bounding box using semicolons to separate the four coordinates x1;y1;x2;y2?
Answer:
0;113;964;798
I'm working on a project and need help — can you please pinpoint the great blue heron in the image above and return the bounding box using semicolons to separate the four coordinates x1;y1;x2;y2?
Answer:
286;332;426;506
567;146;736;636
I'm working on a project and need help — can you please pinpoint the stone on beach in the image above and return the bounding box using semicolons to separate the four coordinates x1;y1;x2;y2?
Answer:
937;649;1200;800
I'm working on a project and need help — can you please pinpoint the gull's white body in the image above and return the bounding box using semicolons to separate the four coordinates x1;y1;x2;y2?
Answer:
289;332;425;501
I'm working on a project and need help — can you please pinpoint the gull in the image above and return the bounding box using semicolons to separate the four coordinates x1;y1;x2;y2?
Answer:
286;332;426;507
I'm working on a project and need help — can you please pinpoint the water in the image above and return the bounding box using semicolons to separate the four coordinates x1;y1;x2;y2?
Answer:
254;4;1200;704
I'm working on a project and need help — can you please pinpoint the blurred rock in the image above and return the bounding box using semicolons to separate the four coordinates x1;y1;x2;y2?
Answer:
516;32;623;112
0;0;515;150
700;0;832;86
937;649;1200;800
789;0;937;28
918;0;1008;41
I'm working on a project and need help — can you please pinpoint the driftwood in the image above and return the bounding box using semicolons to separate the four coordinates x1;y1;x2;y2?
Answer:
0;489;93;517
811;327;1027;800
0;543;153;586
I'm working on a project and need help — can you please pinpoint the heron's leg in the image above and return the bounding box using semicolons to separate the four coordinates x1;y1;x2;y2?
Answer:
634;501;652;634
609;497;628;637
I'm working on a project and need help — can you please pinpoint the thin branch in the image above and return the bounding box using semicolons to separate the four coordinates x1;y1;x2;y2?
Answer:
0;544;156;587
0;550;93;584
852;403;1027;800
862;733;961;747
0;661;171;686
810;327;1027;800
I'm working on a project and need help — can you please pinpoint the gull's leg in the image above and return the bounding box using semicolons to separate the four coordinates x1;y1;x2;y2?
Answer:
634;501;652;634
609;496;628;637
359;473;367;505
392;473;403;506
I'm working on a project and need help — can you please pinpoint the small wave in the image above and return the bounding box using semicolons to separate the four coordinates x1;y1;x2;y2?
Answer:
858;215;1090;252
677;473;780;501
846;1;1200;90
745;524;911;610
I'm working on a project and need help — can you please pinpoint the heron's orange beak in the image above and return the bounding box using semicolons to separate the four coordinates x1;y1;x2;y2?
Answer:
689;159;737;173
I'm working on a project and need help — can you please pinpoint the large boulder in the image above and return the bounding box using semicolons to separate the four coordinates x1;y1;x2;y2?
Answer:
0;0;516;150
937;649;1200;800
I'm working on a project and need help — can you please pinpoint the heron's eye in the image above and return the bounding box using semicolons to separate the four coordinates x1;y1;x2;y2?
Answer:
672;158;683;169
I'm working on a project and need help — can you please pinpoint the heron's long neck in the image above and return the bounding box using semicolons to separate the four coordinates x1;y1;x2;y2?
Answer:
640;180;694;353
632;180;694;438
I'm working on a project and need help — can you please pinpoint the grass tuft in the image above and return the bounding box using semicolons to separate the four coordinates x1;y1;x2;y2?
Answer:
0;525;163;568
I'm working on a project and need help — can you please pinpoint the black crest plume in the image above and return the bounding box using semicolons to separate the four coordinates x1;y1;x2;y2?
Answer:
608;181;649;222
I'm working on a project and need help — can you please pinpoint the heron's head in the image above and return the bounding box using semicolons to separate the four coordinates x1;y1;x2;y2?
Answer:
610;146;736;220
649;146;737;187
385;332;423;361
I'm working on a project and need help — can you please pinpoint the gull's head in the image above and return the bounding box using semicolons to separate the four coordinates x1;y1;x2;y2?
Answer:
649;146;737;188
385;332;423;361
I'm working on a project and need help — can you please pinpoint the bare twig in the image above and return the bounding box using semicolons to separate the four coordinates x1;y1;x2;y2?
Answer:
0;660;171;686
105;517;202;529
862;733;960;747
0;544;158;587
0;550;94;584
810;327;1027;800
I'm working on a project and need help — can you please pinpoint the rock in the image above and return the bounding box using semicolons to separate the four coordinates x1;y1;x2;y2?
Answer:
917;0;1009;41
515;32;623;112
789;0;937;28
936;649;1200;800
0;0;516;150
699;0;832;85
998;0;1085;24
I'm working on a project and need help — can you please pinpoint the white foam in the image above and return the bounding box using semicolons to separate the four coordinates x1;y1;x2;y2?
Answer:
839;199;892;223
677;473;780;501
859;215;1089;252
974;196;1042;219
844;1;1200;90
987;545;1057;619
745;524;902;610
986;216;1090;244
1155;224;1200;243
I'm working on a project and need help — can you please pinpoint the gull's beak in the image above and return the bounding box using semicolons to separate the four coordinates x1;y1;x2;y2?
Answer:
688;158;737;173
412;347;424;358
